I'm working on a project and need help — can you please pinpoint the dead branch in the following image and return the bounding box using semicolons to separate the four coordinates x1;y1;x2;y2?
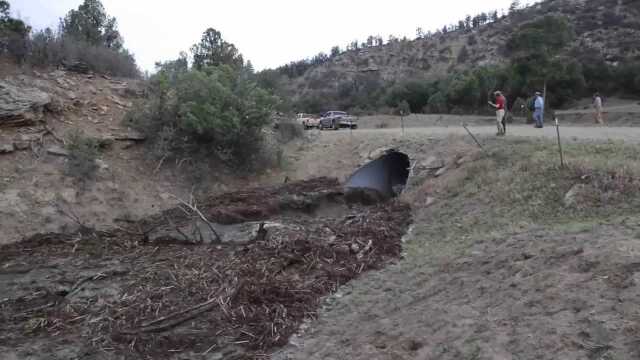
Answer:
52;199;85;228
153;153;168;175
43;124;66;145
163;215;190;243
169;194;221;243
119;281;243;335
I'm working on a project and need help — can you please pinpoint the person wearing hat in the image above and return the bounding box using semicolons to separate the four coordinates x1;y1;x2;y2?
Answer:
533;91;544;128
488;90;507;136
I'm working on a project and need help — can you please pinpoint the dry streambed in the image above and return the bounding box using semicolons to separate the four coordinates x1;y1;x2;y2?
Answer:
0;177;411;359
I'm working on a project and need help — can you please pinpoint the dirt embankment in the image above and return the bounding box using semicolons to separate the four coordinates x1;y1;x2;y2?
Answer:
276;137;640;360
0;67;287;245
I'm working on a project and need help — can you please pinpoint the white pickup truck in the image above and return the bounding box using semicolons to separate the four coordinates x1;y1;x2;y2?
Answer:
296;113;321;129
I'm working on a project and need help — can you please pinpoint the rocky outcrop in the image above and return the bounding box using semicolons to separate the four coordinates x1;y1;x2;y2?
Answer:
0;80;51;126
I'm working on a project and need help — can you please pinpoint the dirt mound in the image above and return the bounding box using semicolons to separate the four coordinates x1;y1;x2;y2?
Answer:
0;178;411;359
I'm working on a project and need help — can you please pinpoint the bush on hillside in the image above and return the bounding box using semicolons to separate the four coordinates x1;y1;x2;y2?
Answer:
385;80;433;113
29;30;138;77
426;92;448;113
1;0;138;77
616;61;640;95
457;45;470;63
0;1;31;63
65;130;101;181
127;64;276;169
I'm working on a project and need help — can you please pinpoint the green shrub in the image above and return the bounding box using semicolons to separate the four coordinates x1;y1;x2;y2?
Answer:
65;130;100;181
28;29;138;77
0;1;31;63
275;119;304;143
457;45;470;63
426;92;448;113
128;64;276;169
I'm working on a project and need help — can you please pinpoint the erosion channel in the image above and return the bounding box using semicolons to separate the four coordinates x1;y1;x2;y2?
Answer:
0;154;412;359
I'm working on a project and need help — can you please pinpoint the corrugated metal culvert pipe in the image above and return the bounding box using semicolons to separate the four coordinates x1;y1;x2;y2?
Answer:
344;149;410;204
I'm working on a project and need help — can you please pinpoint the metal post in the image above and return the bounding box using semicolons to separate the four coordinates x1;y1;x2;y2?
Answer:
555;117;565;168
400;111;405;136
463;123;483;150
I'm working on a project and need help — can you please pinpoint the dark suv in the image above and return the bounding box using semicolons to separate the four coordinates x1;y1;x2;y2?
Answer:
318;111;358;130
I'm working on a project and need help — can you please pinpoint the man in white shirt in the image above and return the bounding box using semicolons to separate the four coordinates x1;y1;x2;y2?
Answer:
593;92;604;125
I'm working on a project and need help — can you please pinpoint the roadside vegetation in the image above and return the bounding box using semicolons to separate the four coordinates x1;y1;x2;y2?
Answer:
0;0;138;77
406;138;640;260
126;28;280;172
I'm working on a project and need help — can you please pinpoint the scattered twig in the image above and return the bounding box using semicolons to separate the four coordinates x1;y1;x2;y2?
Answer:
52;199;85;228
163;215;190;243
169;194;222;243
43;124;66;146
120;282;243;335
153;153;168;175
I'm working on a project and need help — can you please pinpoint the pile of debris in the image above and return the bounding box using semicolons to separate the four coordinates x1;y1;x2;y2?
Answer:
0;177;411;359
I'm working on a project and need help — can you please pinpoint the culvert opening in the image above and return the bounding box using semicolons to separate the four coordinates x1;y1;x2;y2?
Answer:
344;149;411;204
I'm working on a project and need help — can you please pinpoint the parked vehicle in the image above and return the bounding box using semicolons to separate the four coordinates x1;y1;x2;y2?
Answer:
318;111;358;130
296;113;320;129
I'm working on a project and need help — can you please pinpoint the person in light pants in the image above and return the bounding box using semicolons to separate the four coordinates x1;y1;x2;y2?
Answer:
593;92;604;125
533;91;544;128
488;91;507;136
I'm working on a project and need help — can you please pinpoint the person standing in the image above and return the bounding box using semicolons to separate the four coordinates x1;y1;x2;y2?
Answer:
533;91;544;128
488;91;507;136
593;92;604;125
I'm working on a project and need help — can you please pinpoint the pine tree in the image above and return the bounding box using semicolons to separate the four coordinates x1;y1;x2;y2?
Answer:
61;0;122;49
509;0;521;13
190;28;244;70
465;15;472;30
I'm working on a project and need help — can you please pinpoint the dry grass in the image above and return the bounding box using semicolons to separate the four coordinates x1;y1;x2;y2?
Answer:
405;138;640;260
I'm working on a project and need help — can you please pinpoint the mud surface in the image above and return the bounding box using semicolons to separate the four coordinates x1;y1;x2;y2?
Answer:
276;224;640;360
0;177;411;359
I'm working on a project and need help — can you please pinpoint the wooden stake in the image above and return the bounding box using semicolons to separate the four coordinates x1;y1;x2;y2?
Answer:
462;124;483;150
542;80;547;125
555;117;565;168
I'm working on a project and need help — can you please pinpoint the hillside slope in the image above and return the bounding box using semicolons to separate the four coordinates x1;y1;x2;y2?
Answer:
277;0;640;112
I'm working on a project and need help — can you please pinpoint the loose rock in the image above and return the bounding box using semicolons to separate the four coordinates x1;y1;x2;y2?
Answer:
0;144;15;153
13;141;30;150
113;131;146;142
47;146;70;157
368;147;394;160
434;167;447;177
421;156;445;169
564;184;587;207
0;80;51;121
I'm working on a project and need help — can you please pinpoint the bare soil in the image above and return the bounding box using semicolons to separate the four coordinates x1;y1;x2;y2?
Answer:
3;66;640;360
0;177;411;359
0;68;288;245
276;223;640;360
274;133;640;360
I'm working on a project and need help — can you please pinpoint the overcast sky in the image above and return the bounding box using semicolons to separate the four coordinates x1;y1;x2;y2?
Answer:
12;0;534;72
